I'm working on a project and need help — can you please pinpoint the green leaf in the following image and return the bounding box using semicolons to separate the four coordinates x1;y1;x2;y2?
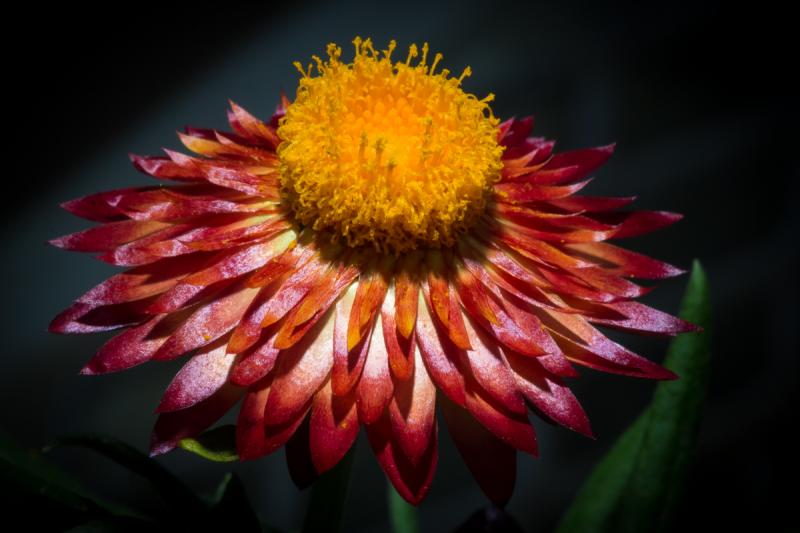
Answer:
388;484;419;533
301;446;355;533
557;260;712;533
179;425;239;462
1;431;149;530
45;434;206;515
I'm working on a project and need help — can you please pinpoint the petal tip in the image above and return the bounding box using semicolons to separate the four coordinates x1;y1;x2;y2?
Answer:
148;441;174;457
48;236;67;249
78;365;98;376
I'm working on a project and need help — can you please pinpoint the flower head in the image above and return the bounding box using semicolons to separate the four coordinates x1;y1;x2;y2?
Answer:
51;38;696;506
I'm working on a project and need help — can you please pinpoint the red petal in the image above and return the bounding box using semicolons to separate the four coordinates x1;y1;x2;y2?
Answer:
263;311;335;426
236;374;312;460
548;195;636;213
415;294;467;407
541;309;677;379
227;282;288;355
496;205;617;233
228;100;281;148
459;313;526;414
78;312;188;374
332;284;373;396
389;347;436;466
588;301;699;336
464;379;538;456
109;185;271;222
259;254;329;329
601;210;683;239
182;232;295;287
568;266;652;300
156;340;236;412
60;188;137;222
246;242;315;288
229;326;281;387
165;151;265;196
130;153;205;182
356;315;394;425
440;394;516;507
534;144;615;185
455;267;549;357
494;178;592;203
50;220;170;252
381;289;415;381
236;375;272;460
499;116;534;148
150;382;243;456
493;217;616;244
503;350;592;437
96;224;194;267
153;286;259;361
309;379;359;474
566;242;685;279
77;253;211;307
366;411;438;506
145;277;236;315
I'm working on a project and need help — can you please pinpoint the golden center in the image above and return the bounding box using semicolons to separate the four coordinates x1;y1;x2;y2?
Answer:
277;38;504;253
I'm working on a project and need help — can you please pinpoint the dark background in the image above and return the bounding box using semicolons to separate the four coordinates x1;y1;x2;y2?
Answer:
3;1;795;531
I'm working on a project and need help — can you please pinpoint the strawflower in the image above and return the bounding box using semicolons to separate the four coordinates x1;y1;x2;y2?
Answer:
50;38;696;505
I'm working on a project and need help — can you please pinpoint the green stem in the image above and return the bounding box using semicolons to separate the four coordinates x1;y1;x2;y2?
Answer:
388;484;419;533
301;447;355;533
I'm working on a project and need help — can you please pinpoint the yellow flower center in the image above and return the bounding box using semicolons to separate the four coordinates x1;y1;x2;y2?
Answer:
277;38;504;254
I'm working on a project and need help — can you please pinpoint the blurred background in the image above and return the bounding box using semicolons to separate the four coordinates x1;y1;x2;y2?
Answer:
3;1;795;531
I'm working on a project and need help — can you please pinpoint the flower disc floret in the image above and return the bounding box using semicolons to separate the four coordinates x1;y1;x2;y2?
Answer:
278;38;504;253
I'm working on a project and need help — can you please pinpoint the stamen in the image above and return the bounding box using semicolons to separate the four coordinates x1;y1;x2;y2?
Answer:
278;39;504;253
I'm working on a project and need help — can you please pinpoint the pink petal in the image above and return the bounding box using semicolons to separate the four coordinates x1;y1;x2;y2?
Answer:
152;285;258;361
156;339;237;413
389;346;436;466
416;294;467;408
356;315;394;425
263;311;335;426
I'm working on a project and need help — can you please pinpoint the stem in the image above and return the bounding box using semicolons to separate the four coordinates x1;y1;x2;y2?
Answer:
301;447;355;533
388;483;419;533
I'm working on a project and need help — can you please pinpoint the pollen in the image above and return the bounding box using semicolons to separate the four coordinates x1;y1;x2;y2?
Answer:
277;38;504;254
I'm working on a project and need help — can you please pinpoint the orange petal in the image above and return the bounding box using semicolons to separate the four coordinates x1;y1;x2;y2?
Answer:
332;284;373;396
393;254;420;339
381;288;416;381
347;263;389;351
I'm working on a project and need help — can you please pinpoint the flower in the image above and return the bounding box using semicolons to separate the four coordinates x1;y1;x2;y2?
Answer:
50;38;696;506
